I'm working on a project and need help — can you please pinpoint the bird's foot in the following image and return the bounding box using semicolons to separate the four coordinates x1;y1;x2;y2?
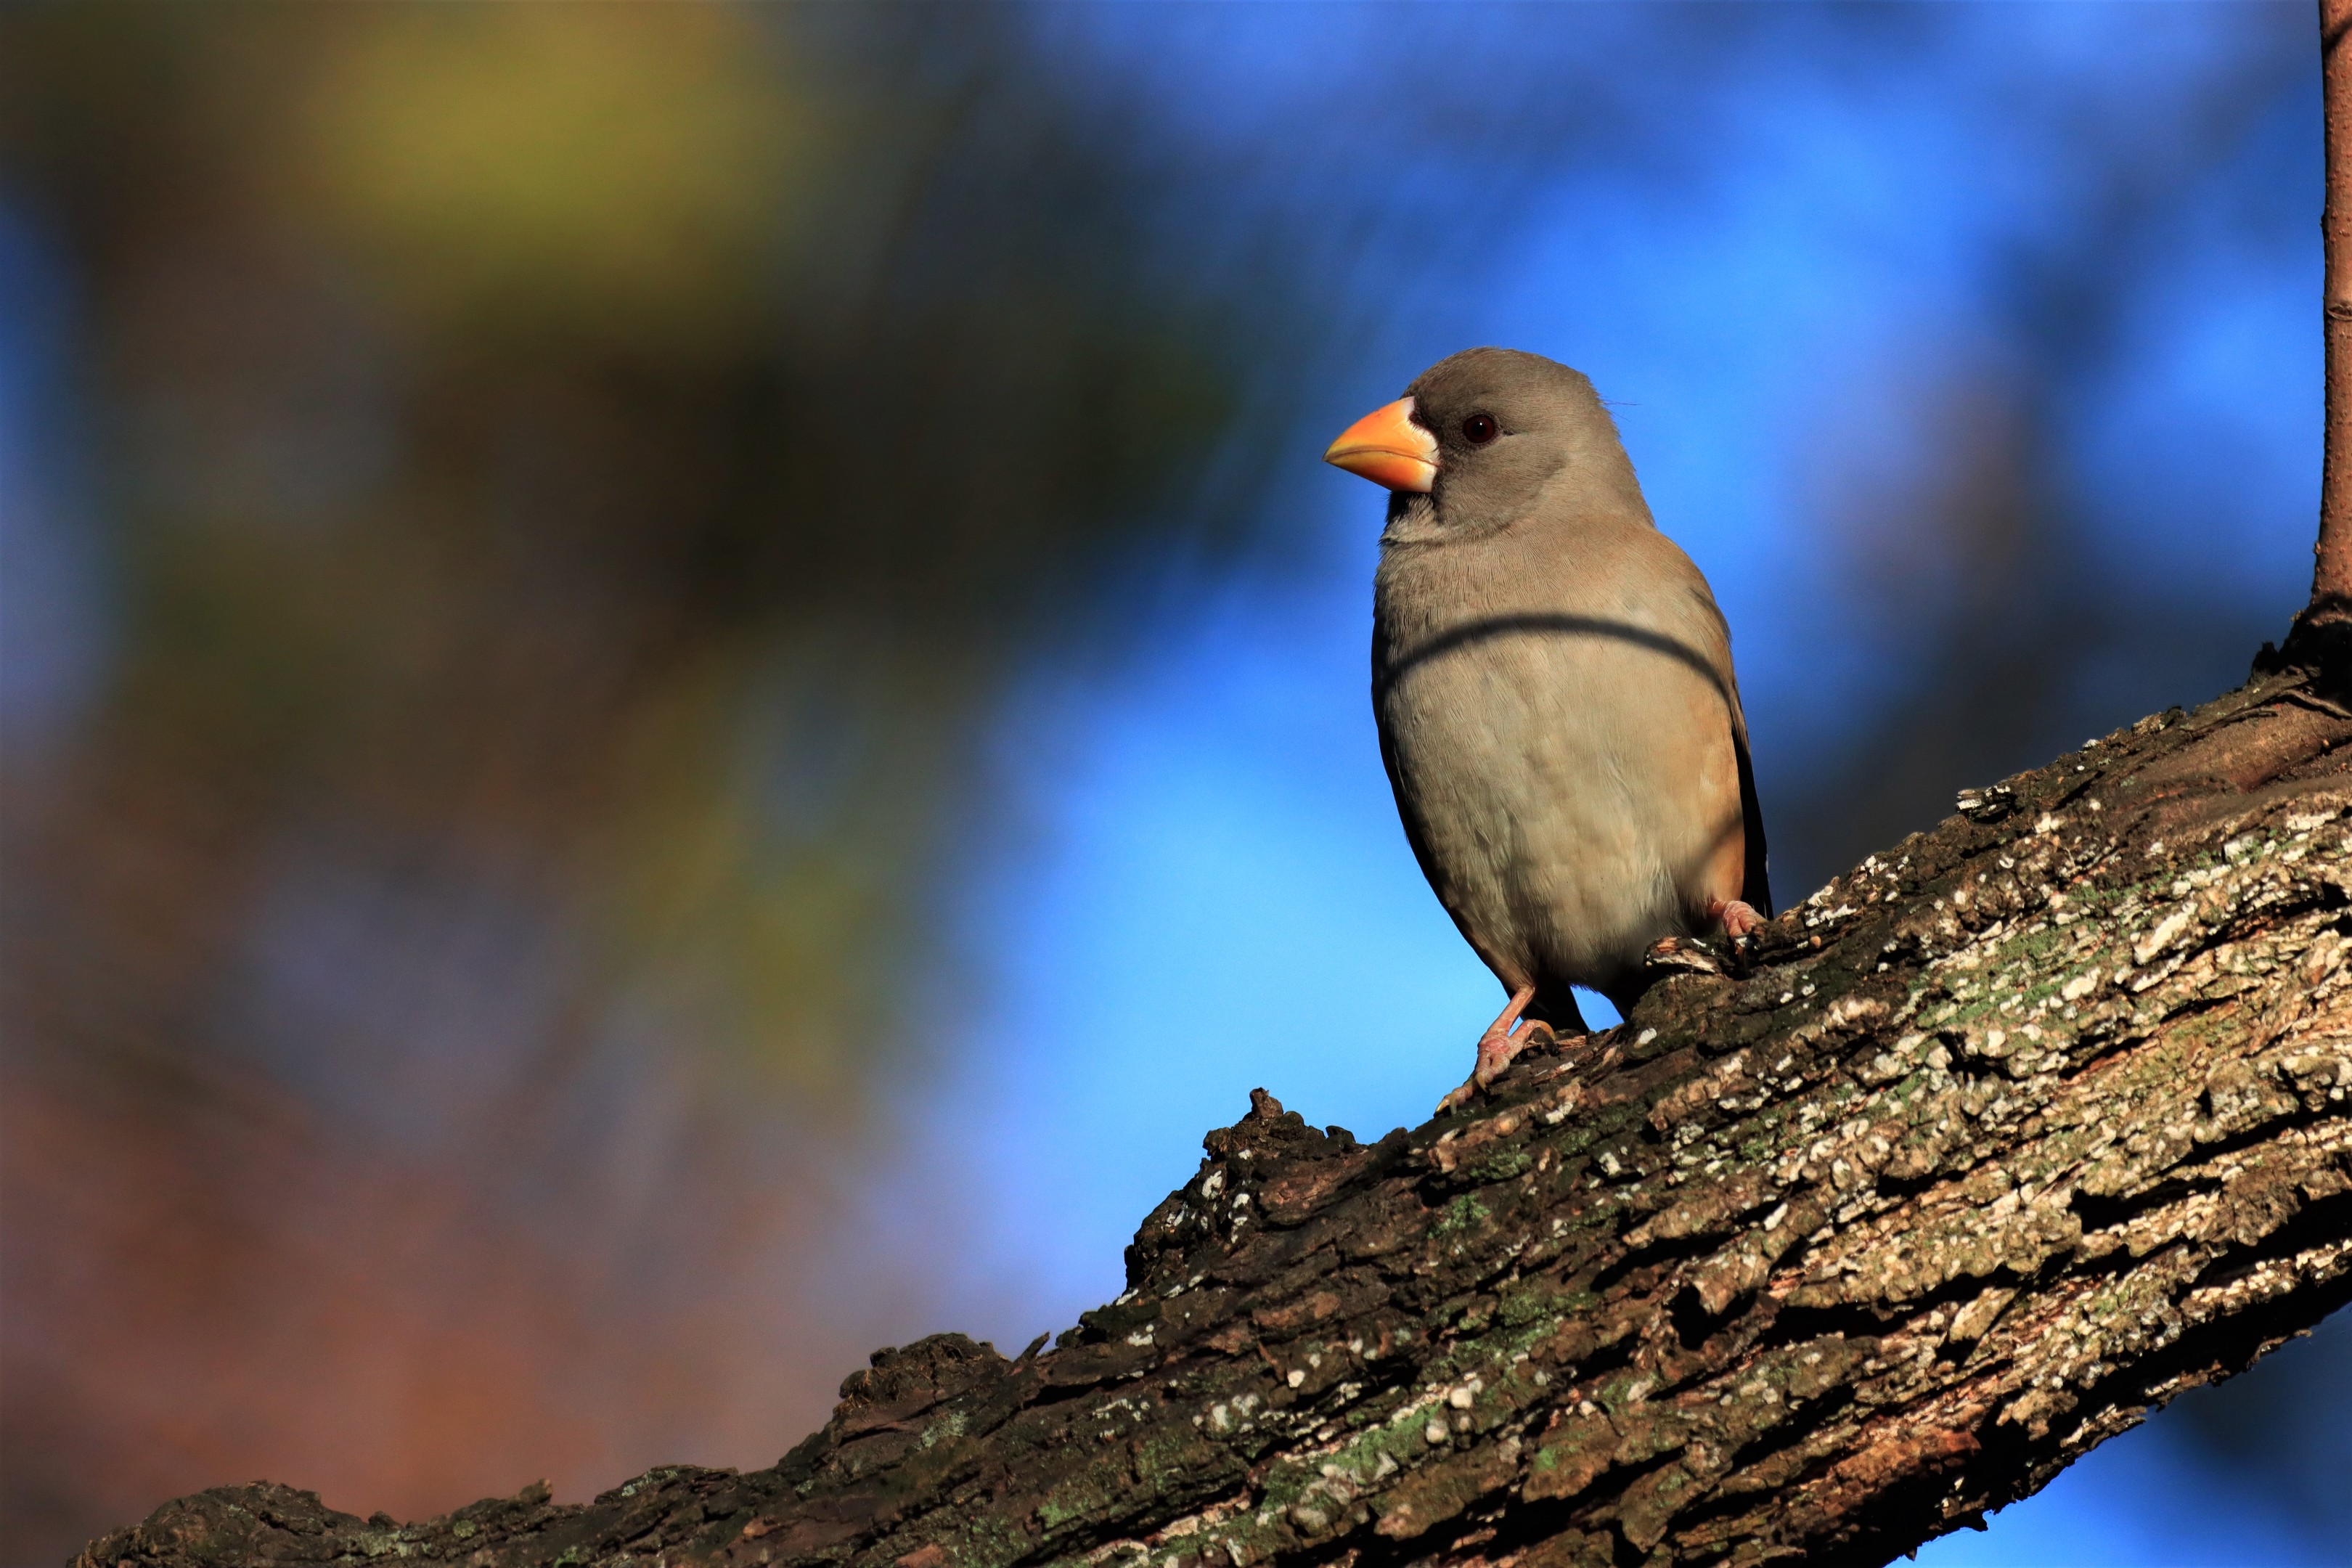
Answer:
1438;984;1560;1113
1710;897;1765;941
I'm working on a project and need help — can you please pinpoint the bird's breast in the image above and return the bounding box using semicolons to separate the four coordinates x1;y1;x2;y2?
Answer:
1373;572;1744;993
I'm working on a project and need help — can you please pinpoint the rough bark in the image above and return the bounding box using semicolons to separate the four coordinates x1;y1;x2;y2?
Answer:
75;660;2352;1567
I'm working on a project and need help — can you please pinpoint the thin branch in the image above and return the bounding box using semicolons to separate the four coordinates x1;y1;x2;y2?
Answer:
2303;0;2352;620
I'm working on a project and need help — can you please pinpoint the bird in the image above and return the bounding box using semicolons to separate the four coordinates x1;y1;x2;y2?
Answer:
1323;347;1770;1111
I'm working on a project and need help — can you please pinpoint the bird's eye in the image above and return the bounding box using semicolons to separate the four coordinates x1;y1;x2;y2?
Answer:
1462;414;1498;444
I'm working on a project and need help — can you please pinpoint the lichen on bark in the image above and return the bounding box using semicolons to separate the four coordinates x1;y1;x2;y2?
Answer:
73;666;2352;1568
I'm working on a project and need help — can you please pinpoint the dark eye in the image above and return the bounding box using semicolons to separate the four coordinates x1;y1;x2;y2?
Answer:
1462;414;1498;444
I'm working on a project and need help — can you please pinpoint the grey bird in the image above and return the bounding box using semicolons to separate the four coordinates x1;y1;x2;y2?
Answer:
1323;348;1770;1110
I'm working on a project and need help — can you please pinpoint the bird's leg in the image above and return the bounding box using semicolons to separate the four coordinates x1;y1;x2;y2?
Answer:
1709;897;1764;940
1437;984;1557;1114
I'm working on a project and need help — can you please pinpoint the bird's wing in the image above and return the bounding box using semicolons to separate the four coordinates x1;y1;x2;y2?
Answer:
1734;716;1772;918
1670;562;1771;918
1373;690;1493;962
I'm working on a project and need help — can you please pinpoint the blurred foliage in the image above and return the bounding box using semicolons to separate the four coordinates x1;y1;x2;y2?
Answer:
1;3;1281;1104
1;4;1321;1556
306;9;803;353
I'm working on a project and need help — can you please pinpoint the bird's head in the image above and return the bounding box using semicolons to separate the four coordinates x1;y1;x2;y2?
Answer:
1324;347;1643;530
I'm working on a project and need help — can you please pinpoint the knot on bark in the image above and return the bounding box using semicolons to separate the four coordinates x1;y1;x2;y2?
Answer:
2257;597;2352;700
1204;1087;1357;1164
833;1332;1011;1417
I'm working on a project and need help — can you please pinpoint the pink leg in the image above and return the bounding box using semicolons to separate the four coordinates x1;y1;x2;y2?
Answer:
1709;897;1764;939
1437;983;1562;1114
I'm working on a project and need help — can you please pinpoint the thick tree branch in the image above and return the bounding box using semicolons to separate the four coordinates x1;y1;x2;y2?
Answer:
76;663;2352;1566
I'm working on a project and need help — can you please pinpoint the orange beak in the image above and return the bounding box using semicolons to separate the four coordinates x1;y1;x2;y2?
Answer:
1323;396;1438;493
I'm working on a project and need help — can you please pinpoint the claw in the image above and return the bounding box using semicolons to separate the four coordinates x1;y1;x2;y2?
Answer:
1438;984;1566;1112
1710;897;1764;940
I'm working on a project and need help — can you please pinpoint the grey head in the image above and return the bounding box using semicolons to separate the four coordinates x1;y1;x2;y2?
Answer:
1396;347;1652;540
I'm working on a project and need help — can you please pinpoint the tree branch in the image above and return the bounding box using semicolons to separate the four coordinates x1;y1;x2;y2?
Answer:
2287;0;2352;657
75;663;2352;1566
2318;0;2352;597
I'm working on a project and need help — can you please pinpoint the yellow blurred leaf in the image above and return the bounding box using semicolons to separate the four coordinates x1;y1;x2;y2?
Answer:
306;7;804;352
